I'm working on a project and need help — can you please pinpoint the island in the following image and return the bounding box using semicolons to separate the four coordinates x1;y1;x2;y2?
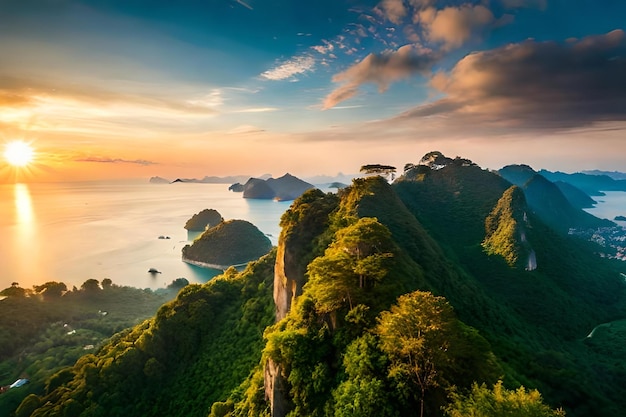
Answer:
242;173;315;201
181;219;272;269
149;176;170;184
184;209;224;232
615;215;626;221
228;182;245;192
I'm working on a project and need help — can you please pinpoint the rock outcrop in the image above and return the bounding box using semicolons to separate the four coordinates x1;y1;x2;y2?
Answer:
243;174;315;201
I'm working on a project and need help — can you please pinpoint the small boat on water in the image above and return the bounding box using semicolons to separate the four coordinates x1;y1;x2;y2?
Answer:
148;268;161;274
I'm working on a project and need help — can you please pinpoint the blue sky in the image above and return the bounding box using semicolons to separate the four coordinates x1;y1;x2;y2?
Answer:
1;0;625;181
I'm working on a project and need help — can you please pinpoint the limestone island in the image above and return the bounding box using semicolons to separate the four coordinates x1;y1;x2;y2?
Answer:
615;215;626;221
184;209;224;232
182;219;272;270
241;173;315;201
149;176;170;184
228;182;245;192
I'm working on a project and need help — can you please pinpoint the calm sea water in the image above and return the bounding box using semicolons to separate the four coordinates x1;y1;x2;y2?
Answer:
0;181;291;291
584;191;626;227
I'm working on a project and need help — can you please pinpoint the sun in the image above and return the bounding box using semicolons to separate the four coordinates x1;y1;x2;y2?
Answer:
3;141;35;167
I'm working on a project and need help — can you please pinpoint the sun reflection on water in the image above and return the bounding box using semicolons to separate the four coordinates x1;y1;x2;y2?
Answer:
14;183;34;225
12;183;39;283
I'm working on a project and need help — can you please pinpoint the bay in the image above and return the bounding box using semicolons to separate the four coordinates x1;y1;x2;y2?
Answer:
584;191;626;227
0;181;291;291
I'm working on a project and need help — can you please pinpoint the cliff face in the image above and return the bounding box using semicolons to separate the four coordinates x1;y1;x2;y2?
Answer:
273;241;302;321
266;189;339;416
271;189;339;320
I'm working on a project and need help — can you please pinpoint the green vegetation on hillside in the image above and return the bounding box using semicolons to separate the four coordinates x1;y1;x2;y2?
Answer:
0;279;184;416
182;219;273;267
185;208;224;231
16;252;276;417
482;186;529;267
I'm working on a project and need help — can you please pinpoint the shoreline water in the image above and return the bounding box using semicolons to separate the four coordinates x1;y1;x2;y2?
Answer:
0;181;290;291
181;257;245;272
584;191;626;227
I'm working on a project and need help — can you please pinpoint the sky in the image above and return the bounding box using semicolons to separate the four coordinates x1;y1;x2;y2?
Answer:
1;0;625;182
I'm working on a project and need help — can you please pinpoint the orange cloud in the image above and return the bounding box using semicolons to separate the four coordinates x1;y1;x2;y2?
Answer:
417;5;494;50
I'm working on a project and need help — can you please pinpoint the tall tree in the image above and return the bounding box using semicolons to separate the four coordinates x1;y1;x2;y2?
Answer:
305;217;394;314
360;164;397;182
375;291;455;417
33;281;67;299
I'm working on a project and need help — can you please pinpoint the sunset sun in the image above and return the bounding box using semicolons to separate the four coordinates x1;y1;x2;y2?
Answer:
3;141;34;167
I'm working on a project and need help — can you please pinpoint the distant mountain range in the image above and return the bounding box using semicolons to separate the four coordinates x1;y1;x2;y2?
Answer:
150;173;357;186
582;170;626;180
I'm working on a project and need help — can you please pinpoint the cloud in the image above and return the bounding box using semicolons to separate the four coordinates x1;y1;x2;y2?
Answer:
260;55;316;81
232;107;278;113
373;1;506;52
185;89;223;110
378;0;407;24
75;157;158;166
323;44;439;109
227;125;265;134
397;30;626;132
311;40;335;55
416;4;495;50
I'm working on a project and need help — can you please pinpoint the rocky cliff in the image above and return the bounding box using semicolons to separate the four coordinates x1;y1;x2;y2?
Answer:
266;189;339;416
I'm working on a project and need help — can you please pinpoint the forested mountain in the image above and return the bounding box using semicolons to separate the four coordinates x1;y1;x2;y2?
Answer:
499;165;613;232
14;153;626;417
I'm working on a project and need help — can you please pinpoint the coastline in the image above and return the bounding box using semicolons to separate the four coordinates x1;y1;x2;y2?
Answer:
182;257;230;271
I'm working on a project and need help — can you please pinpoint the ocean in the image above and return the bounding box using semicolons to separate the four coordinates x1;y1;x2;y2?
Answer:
0;181;291;291
584;191;626;227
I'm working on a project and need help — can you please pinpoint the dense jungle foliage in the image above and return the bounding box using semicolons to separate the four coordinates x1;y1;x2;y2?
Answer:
0;279;185;415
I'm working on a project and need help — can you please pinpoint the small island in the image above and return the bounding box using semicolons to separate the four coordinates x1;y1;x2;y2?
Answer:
182;219;272;269
228;182;244;192
242;173;315;201
615;215;626;221
184;209;224;232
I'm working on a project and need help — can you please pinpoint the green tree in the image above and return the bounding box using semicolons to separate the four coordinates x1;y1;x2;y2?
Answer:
305;218;394;314
0;282;29;297
80;279;101;292
332;333;394;417
14;394;41;417
444;381;566;417
375;291;455;417
360;164;397;181
33;281;67;300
